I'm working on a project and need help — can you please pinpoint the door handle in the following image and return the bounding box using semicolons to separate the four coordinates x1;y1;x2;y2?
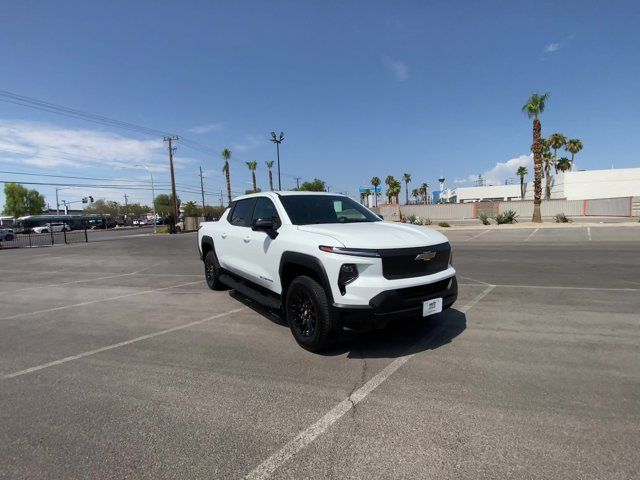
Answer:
221;233;228;239
243;236;251;243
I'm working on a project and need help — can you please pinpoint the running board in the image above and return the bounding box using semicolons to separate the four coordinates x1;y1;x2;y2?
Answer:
219;273;282;310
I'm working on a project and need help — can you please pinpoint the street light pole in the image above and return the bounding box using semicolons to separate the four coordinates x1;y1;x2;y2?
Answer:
270;131;284;191
136;164;156;234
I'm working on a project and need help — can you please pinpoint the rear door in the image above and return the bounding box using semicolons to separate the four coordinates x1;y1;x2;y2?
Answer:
217;198;257;276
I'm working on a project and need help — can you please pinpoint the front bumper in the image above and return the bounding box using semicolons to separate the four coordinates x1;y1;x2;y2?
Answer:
332;276;458;331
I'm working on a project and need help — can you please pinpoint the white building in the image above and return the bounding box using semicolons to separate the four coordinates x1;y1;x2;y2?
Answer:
447;167;640;203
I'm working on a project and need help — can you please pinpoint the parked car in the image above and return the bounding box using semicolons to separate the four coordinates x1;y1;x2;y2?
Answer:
197;191;457;351
0;227;15;241
32;223;70;234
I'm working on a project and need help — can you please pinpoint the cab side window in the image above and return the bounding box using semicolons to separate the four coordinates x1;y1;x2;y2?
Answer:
252;197;281;228
229;198;257;227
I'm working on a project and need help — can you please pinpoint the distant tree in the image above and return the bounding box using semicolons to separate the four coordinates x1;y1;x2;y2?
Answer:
402;173;411;204
522;91;550;223
154;194;181;217
411;188;420;203
245;188;262;194
202;205;226;220
183;201;199;217
517;166;528;199
84;199;120;218
221;148;232;204
246;161;258;192
419;182;429;205
557;157;572;172
564;139;583;171
298;178;327;192
371;177;381;207
363;187;371;206
548;133;567;174
265;160;275;191
2;183;45;217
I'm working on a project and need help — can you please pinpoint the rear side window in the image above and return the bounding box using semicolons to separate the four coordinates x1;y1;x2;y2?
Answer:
229;198;256;227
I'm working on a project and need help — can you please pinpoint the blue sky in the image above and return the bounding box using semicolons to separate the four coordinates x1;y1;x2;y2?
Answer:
1;0;639;210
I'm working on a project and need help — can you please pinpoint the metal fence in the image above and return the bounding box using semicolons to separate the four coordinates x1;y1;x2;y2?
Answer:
0;229;88;249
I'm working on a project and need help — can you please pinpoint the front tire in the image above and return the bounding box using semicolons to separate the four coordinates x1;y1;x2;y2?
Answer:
204;250;225;290
285;276;335;352
5;234;13;241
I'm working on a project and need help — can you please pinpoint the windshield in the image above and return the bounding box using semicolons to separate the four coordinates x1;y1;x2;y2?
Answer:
279;195;381;225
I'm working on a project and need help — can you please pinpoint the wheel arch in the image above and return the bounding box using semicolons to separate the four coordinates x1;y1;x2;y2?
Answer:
201;235;215;261
279;252;334;304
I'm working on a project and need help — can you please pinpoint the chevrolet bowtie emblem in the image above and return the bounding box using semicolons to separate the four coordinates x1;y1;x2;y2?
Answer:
415;251;436;261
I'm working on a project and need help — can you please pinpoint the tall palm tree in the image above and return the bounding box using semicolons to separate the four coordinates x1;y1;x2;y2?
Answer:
522;91;550;223
363;187;371;206
384;176;396;203
371;177;381;207
517;166;528;199
246;161;258;192
390;180;401;204
565;139;583;171
221;148;232;204
557;157;571;172
402;173;411;205
548;133;567;174
543;151;553;200
265;161;275;190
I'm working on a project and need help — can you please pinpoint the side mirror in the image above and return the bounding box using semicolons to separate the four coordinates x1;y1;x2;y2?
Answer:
252;218;278;239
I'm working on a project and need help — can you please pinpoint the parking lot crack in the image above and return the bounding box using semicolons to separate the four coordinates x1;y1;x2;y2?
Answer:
347;346;367;419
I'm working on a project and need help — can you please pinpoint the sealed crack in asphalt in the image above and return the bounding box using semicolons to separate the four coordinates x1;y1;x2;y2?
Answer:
347;345;367;418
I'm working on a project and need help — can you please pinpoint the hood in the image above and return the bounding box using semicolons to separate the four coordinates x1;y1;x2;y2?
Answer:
297;221;449;249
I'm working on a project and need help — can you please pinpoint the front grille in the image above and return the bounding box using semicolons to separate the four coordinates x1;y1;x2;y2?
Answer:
381;243;450;280
395;279;451;302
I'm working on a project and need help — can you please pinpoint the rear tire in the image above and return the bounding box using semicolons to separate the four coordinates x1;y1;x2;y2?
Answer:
204;250;225;290
5;234;13;241
285;276;335;352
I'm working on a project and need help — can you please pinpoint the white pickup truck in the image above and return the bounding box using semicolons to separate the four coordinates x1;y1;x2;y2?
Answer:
197;191;457;351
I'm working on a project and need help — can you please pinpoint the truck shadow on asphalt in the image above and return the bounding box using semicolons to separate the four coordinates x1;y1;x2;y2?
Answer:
229;291;466;359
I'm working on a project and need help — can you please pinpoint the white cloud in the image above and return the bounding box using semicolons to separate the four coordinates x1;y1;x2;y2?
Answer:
545;43;560;53
187;123;224;134
0;119;181;171
457;154;533;187
382;56;409;81
233;134;263;153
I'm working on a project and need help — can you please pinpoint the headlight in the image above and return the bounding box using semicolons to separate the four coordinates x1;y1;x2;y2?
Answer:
338;263;358;295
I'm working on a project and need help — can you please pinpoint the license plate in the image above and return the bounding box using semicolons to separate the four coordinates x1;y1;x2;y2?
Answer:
422;298;443;317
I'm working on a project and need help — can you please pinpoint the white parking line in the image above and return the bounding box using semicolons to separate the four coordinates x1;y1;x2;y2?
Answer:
493;283;638;292
588;227;592;241
0;270;146;295
0;280;202;321
1;308;244;380
465;230;490;241
244;285;495;480
524;228;539;242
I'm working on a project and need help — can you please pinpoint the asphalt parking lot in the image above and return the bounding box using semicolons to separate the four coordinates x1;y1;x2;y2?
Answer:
1;226;639;479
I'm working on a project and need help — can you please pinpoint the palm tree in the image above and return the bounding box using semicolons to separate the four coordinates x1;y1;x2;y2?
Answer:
411;188;420;204
389;180;401;204
402;173;411;205
371;177;381;207
557;157;571;172
522;92;550;223
517;166;528;199
384;176;396;203
265;161;275;190
363;187;371;206
565;139;583;171
420;182;429;204
548;133;567;174
221;148;232;204
543;151;553;200
246;161;258;192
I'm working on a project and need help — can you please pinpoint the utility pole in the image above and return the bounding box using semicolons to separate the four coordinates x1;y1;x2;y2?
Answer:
294;176;301;189
220;190;223;207
270;131;285;191
123;193;129;224
164;135;180;230
198;166;206;210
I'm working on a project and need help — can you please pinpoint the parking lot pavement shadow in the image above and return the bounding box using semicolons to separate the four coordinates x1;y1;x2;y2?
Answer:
229;291;466;359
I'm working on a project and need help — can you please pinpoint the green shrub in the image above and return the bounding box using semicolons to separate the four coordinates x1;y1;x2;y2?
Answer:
404;214;417;224
438;221;451;227
554;213;571;223
479;213;490;225
422;218;432;226
495;210;518;225
155;226;170;233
